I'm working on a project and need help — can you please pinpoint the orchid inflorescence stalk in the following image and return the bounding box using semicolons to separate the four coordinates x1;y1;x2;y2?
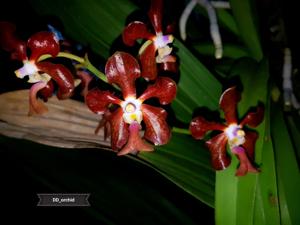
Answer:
0;0;264;176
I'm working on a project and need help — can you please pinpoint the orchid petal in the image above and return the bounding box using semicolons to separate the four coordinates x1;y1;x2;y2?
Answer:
219;86;241;124
86;89;121;114
206;133;231;170
28;81;48;116
95;110;112;141
110;108;129;151
105;51;141;98
0;21;27;61
165;23;176;34
27;31;59;62
139;42;157;80
76;70;93;99
139;77;177;104
38;80;54;102
117;121;153;156
122;21;153;46
232;146;259;176
190;116;226;140
157;55;177;64
242;131;258;161
159;61;178;73
148;0;163;34
36;61;74;99
240;106;264;127
141;104;171;145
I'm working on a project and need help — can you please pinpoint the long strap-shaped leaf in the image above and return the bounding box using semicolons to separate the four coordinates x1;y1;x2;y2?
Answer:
229;0;263;61
271;103;300;225
215;58;280;225
173;40;222;123
29;0;137;59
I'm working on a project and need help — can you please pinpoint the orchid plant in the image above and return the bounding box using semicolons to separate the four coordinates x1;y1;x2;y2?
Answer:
4;0;296;224
189;87;264;176
0;0;264;172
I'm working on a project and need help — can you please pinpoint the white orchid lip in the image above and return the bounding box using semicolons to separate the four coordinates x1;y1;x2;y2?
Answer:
15;61;38;79
121;97;143;124
225;124;246;148
15;61;51;84
153;33;174;49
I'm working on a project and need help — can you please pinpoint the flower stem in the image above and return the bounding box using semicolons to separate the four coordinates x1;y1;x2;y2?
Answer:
57;52;85;63
38;52;108;84
172;127;191;135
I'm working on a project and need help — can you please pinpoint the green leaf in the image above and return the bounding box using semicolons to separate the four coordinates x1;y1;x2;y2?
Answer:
229;0;263;61
29;0;137;58
192;4;239;36
193;43;249;59
286;112;300;162
271;104;300;225
215;8;239;37
215;58;280;225
139;133;215;207
172;40;222;123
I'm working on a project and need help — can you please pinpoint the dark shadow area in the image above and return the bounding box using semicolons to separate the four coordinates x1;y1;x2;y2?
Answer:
0;135;214;224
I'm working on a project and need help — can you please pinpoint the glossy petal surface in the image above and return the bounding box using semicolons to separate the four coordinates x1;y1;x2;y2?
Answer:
76;70;93;98
27;31;60;61
86;89;121;114
141;104;171;145
110;108;129;151
117;122;153;156
122;22;153;46
242;131;258;161
206;133;231;170
190;116;226;140
219;87;241;124
38;80;54;102
36;61;74;99
139;77;177;104
105;52;141;98
139;43;157;80
240;106;264;127
159;61;178;73
148;0;163;34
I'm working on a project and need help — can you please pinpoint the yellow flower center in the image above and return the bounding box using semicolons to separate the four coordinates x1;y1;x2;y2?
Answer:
225;124;246;148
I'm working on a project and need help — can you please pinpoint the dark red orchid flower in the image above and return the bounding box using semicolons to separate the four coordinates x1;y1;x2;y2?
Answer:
0;21;74;115
122;0;177;81
76;70;93;100
86;51;177;155
189;87;264;176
